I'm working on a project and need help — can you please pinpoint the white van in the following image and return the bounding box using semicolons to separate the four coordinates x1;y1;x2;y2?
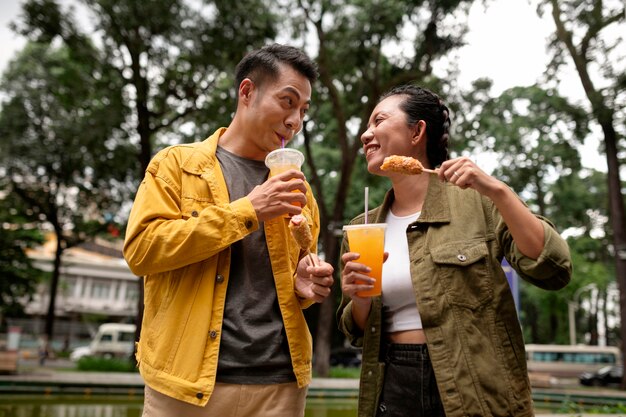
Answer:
90;323;136;358
71;323;136;361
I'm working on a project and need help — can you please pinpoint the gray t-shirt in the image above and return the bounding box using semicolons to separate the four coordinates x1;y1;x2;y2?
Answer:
215;146;295;384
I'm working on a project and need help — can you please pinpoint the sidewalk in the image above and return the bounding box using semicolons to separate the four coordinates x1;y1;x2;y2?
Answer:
2;366;626;416
0;367;359;397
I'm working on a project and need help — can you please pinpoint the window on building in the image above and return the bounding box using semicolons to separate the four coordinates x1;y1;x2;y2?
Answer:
126;284;138;302
91;281;110;299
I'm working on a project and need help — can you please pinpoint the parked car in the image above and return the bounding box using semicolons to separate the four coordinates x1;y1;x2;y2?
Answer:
69;345;92;362
579;365;623;387
70;323;136;361
330;347;362;368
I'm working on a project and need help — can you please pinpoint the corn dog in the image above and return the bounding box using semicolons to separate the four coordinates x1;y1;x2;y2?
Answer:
289;214;316;266
289;214;313;250
380;155;437;175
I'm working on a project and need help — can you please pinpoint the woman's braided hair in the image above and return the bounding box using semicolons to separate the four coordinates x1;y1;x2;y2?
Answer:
378;84;451;167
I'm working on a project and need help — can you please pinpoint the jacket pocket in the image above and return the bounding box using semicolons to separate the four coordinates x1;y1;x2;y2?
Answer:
430;240;493;310
181;196;213;220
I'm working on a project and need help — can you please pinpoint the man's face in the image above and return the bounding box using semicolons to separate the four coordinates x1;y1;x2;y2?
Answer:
242;64;312;157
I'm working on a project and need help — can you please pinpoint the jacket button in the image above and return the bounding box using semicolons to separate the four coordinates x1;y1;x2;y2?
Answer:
457;254;467;262
191;210;199;217
245;220;253;229
196;392;203;399
209;330;218;339
216;274;224;283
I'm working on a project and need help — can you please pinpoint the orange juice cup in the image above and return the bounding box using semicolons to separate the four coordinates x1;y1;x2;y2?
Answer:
265;148;305;210
343;223;386;297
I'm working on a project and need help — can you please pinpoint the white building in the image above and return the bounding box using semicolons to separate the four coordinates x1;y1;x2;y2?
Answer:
9;235;140;350
26;238;139;318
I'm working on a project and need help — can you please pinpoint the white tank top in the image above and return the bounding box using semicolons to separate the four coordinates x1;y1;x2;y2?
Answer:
382;210;422;332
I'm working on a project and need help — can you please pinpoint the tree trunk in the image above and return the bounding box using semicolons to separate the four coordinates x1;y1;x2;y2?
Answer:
588;294;598;345
129;42;153;354
312;225;342;376
309;121;361;376
43;232;64;364
602;288;610;346
602;122;626;389
550;0;626;389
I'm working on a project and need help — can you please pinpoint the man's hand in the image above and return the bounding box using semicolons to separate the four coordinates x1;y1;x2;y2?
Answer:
248;169;308;221
295;254;334;303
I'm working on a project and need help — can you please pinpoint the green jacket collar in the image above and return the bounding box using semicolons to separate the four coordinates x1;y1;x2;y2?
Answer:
373;175;451;224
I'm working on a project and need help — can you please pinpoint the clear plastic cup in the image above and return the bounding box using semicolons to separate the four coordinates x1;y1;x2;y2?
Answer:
265;148;306;210
343;223;386;297
265;148;305;174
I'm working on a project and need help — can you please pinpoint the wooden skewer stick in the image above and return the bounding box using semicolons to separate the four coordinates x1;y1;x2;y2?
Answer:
306;251;317;267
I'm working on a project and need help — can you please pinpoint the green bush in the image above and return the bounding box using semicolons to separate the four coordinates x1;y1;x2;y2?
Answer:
76;356;137;373
329;366;361;379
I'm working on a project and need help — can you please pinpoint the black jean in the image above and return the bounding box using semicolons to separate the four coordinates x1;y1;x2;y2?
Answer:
376;343;446;417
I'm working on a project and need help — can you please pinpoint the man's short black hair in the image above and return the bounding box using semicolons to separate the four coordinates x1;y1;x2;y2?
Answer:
235;43;318;90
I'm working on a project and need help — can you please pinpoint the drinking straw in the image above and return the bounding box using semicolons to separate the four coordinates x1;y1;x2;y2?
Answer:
364;187;369;224
281;137;285;148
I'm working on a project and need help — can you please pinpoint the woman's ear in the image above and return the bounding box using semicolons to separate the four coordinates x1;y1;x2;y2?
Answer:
411;120;427;145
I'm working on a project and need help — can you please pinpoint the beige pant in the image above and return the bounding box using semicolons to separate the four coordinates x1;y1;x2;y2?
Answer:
142;382;308;417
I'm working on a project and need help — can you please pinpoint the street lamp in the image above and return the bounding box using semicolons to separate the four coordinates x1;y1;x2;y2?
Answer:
568;283;596;345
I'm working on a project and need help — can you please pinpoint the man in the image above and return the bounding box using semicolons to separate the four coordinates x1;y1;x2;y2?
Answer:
123;44;334;417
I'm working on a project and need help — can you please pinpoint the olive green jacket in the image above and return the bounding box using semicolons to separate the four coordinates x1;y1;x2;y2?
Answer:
337;177;571;417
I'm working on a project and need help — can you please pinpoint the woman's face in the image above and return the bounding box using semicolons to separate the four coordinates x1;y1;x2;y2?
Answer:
361;94;415;175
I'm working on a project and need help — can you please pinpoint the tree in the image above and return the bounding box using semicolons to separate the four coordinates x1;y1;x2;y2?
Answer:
16;0;281;348
81;0;279;344
538;0;626;387
0;193;44;323
456;80;594;343
0;29;134;358
280;0;476;376
457;83;588;210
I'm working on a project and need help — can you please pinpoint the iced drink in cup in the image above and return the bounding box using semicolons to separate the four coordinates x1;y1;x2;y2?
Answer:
343;223;386;297
265;148;306;210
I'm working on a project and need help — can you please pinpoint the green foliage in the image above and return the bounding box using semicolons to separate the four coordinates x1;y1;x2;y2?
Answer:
549;169;609;233
0;40;136;234
286;0;475;232
281;0;477;376
328;366;361;379
82;0;279;155
0;4;138;341
555;400;626;414
520;280;571;344
76;356;138;373
458;83;589;212
0;196;45;318
455;80;620;344
1;0;622;371
535;0;626;354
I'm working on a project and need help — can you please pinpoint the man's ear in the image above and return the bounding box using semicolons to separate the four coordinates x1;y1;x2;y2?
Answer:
412;120;427;145
239;78;255;104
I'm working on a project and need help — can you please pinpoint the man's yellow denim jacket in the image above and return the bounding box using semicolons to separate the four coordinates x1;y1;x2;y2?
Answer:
124;128;319;406
338;179;572;417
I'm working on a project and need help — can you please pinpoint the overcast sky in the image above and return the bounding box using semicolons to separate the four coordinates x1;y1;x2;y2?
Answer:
0;0;610;171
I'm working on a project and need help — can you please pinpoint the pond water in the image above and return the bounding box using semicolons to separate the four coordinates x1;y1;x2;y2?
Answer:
0;396;358;417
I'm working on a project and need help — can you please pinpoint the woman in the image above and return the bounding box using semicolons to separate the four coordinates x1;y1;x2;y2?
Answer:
337;84;571;417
